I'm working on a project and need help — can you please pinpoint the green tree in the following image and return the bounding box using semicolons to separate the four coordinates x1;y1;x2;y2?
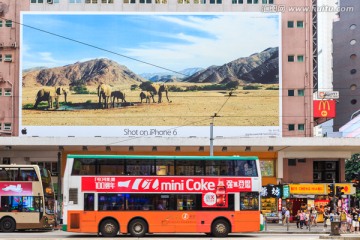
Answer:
345;153;360;182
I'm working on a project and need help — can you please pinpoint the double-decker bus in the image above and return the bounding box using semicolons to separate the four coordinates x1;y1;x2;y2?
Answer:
0;165;56;232
63;155;261;237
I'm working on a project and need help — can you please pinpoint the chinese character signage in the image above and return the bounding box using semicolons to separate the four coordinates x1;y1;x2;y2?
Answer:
260;184;282;198
282;185;290;199
82;176;252;193
313;100;336;118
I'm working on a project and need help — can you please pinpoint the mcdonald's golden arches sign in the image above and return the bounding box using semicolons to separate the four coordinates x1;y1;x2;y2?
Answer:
313;100;336;118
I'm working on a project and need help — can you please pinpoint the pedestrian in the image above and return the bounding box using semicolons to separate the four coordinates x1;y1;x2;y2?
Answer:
296;210;301;228
284;207;290;226
351;209;359;233
300;210;306;229
323;208;330;231
340;209;347;233
311;207;318;227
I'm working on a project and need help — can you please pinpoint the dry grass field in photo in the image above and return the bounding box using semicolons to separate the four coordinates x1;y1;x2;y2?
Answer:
21;83;279;127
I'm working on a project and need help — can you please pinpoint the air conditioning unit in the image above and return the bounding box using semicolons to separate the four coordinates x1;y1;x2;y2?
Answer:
4;57;12;62
11;42;17;48
325;161;336;170
47;0;53;3
325;172;336;181
313;172;322;180
0;42;3;47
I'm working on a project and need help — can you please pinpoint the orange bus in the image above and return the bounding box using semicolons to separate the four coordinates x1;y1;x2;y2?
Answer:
63;155;261;237
0;165;56;232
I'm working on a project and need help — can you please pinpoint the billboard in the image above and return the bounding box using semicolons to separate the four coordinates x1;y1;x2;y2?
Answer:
20;13;281;138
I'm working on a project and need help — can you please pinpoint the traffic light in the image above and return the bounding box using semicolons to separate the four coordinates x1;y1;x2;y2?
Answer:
328;184;334;197
335;186;345;197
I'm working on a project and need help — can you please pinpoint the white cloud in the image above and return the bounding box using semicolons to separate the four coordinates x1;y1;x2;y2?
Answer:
120;14;279;73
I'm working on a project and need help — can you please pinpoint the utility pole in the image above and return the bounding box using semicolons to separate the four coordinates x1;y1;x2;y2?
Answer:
210;121;214;157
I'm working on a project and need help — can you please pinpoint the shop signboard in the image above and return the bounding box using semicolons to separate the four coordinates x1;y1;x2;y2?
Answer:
282;185;290;199
261;184;282;198
289;183;326;195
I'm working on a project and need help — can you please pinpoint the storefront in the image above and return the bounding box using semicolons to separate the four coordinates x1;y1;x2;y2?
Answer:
260;184;282;222
287;183;355;223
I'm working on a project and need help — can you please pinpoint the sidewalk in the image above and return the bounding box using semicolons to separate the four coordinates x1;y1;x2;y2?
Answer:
262;222;331;234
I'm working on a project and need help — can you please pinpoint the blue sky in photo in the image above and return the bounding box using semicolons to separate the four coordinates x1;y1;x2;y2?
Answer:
22;13;279;74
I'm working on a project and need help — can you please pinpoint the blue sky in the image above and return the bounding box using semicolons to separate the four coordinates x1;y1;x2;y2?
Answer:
22;13;279;74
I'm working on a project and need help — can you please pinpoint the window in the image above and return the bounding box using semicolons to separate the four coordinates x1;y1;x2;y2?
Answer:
297;89;304;96
0;20;2;27
20;168;39;181
102;0;114;2
4;54;12;62
350;54;357;60
288;159;296;166
0;54;2;62
350;24;357;30
297;21;304;28
69;0;82;3
262;0;267;3
297;55;304;62
350;39;356;45
350;84;357;91
288;124;295;131
287;21;294;28
288;55;295;62
1;196;41;212
31;0;44;2
84;193;95;211
351;99;357;105
155;0;167;3
351;69;357;75
4;89;12;96
253;0;258;3
240;192;259;210
247;0;252;3
30;161;58;176
268;0;273;3
194;0;206;3
288;90;294;96
298;124;305;131
178;0;190;3
0;88;2;96
4;123;11;131
210;0;221;3
85;0;97;3
140;0;152;3
124;0;136;2
5;20;12;28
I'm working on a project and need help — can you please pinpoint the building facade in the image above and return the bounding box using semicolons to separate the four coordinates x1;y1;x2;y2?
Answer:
333;0;360;131
1;0;355;218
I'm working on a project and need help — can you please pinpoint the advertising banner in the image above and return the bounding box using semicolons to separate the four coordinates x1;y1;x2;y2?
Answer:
20;12;281;138
0;182;33;196
313;100;336;118
82;176;252;193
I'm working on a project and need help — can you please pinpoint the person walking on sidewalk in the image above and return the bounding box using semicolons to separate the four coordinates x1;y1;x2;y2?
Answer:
296;210;301;228
283;207;290;226
300;210;306;229
351;208;359;233
323;208;330;231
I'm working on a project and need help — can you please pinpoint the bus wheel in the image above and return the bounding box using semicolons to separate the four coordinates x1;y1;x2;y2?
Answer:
211;219;229;238
100;219;119;237
0;217;16;232
128;219;147;237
